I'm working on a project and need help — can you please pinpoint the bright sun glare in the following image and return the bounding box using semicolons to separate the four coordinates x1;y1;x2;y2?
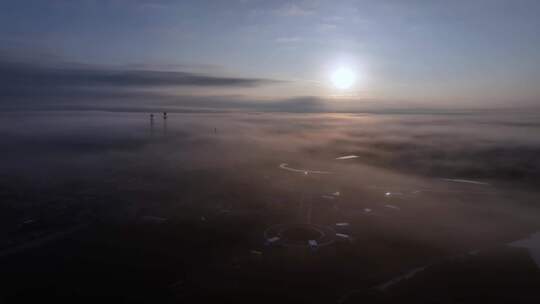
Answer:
330;67;356;90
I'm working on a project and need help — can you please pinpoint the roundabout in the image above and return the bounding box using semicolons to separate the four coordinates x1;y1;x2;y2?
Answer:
264;223;336;248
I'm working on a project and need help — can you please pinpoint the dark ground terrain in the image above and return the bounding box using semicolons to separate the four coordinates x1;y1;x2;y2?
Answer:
1;111;540;303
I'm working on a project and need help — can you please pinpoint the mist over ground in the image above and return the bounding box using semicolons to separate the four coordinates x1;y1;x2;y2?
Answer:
1;110;540;303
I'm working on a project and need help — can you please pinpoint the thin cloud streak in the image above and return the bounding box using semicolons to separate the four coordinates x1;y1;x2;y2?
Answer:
0;60;283;92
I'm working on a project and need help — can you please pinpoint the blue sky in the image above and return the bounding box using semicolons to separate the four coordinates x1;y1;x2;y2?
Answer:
1;0;540;108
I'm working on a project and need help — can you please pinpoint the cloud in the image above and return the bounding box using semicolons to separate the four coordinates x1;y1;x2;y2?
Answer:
317;23;337;32
0;81;326;113
274;37;302;44
276;3;316;16
137;2;169;10
0;60;280;93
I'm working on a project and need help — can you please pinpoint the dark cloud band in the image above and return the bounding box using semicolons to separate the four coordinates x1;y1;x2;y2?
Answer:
0;60;281;92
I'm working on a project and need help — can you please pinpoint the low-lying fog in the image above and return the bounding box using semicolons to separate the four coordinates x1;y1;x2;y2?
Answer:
1;110;540;302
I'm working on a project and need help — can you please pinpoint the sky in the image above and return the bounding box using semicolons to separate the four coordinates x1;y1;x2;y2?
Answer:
1;0;540;110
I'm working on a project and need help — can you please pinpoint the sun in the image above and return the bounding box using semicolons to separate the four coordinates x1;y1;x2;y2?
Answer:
330;67;356;90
